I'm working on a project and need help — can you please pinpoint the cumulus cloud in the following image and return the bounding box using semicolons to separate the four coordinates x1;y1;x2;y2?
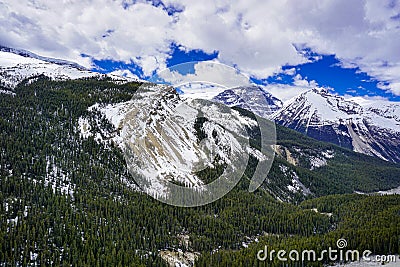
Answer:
155;61;252;99
0;0;173;72
346;95;392;105
158;61;251;88
292;74;318;88
264;75;324;103
0;0;400;95
263;84;309;103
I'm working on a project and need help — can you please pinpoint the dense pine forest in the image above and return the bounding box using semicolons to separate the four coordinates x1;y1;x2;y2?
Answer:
0;77;399;266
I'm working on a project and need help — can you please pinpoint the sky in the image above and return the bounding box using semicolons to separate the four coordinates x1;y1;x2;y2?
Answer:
1;0;400;101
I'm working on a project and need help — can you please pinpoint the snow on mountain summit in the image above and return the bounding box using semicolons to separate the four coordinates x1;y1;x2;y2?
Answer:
273;88;400;162
212;85;283;117
0;49;99;88
0;46;144;88
274;88;364;125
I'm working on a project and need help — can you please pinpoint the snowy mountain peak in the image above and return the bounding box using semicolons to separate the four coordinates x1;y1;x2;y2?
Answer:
350;97;400;122
273;88;400;162
212;85;283;117
282;88;364;122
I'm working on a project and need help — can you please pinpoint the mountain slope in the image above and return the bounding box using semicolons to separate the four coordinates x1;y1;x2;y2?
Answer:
121;84;262;204
272;88;400;163
0;77;330;266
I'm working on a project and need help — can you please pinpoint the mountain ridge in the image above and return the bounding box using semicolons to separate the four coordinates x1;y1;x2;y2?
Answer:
0;45;86;69
76;83;400;201
272;88;400;163
0;47;141;89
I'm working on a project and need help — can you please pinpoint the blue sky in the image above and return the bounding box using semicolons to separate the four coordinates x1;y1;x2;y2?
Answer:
1;1;400;102
90;45;400;101
90;43;219;76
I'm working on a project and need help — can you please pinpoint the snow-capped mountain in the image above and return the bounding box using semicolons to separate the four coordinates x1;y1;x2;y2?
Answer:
0;45;86;69
272;88;400;163
212;85;283;117
0;48;97;88
0;46;140;89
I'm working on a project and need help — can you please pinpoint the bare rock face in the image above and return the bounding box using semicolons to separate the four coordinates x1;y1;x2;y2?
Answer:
121;84;263;205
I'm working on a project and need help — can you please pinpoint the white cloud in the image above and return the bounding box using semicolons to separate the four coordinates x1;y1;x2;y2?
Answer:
109;69;141;80
292;74;318;88
158;61;251;88
279;0;400;95
1;0;400;96
156;61;251;99
264;74;322;103
346;95;391;105
263;84;310;103
283;68;296;76
0;1;173;72
169;1;309;78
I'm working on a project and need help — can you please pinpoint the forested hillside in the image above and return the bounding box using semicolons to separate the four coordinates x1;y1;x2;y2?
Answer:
197;194;400;266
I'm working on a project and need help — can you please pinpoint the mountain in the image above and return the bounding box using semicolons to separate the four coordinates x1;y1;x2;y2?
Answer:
0;45;86;69
3;45;399;165
120;84;267;205
212;85;283;117
272;88;400;163
0;46;139;89
351;96;400;122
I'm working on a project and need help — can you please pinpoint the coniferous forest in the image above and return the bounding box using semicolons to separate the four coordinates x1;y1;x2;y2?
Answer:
0;77;399;266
